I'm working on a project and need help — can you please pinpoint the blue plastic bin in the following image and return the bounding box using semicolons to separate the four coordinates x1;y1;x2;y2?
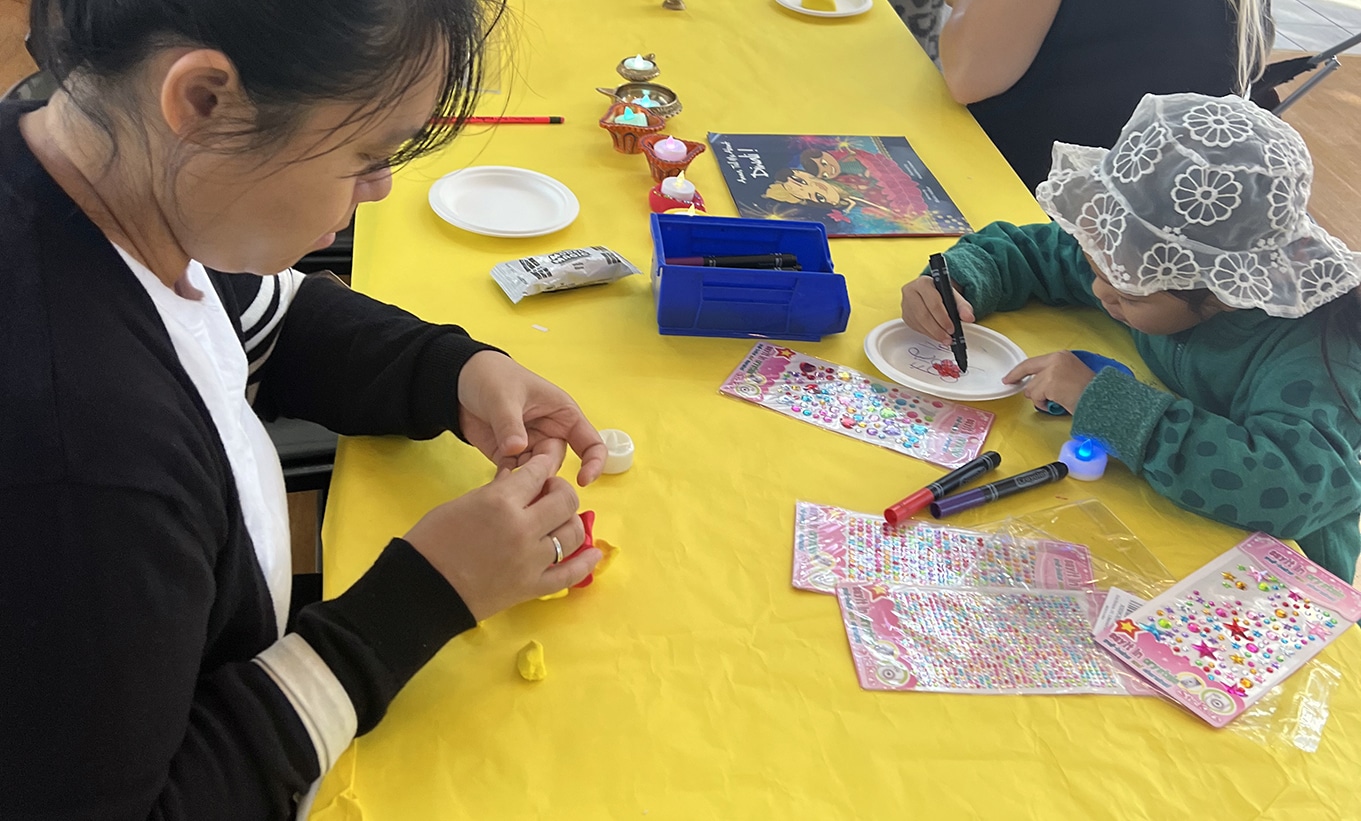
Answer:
649;214;851;341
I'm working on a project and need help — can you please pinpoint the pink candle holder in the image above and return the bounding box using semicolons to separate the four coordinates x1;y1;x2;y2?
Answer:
640;134;708;183
599;103;665;154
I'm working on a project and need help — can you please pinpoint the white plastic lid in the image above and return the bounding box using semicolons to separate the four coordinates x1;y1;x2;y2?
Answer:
600;429;635;474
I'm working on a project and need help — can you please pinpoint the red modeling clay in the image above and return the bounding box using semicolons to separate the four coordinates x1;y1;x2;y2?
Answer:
567;510;597;588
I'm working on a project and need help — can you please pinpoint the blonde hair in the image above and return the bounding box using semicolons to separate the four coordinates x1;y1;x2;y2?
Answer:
1232;0;1272;95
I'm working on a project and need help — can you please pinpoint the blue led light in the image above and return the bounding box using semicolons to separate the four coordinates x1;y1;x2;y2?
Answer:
1075;439;1102;461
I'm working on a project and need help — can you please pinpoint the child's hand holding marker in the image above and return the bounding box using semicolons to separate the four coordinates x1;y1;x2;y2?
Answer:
902;272;1097;409
900;275;974;345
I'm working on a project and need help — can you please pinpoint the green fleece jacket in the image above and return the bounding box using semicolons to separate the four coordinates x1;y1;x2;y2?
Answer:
937;221;1361;583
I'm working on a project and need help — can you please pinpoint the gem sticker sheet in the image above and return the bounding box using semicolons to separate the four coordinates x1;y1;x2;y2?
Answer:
837;584;1127;694
1095;533;1361;727
792;501;1095;594
718;343;993;468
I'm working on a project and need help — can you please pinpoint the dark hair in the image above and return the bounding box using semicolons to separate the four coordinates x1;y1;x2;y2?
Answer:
1319;287;1361;428
1168;288;1217;316
799;148;827;174
1172;286;1361;427
29;0;505;167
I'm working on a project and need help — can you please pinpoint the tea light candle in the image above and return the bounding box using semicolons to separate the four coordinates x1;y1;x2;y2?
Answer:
624;54;655;72
613;106;648;126
652;135;688;162
660;171;696;202
635;90;662;108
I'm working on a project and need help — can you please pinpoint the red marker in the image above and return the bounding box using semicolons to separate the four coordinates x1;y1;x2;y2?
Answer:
884;451;1001;526
434;115;565;125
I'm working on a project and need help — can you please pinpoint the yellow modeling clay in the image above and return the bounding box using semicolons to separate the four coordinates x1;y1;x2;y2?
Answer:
594;538;620;577
516;640;547;681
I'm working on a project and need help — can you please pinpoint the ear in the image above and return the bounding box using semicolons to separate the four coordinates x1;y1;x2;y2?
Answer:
159;49;247;143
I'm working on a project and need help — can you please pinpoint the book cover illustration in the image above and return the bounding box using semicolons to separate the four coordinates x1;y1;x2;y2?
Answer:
707;133;971;238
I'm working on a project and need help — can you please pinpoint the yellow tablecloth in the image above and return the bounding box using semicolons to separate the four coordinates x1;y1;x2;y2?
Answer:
311;2;1361;817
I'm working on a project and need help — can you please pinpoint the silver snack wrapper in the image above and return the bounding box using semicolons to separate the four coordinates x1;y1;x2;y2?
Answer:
490;246;640;304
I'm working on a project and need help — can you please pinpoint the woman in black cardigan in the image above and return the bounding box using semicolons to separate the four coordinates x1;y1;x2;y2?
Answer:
940;0;1273;190
1;0;604;817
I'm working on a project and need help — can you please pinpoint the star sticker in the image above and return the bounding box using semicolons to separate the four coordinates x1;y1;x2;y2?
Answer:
1226;619;1249;640
1288;591;1303;602
1230;654;1245;664
1225;684;1248;698
772;347;796;359
1222;572;1236;581
1139;621;1167;641
1114;618;1139;637
1308;623;1331;641
1248;568;1269;582
1193;641;1218;659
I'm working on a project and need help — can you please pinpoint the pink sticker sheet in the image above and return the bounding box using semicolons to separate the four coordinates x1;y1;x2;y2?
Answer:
838;584;1129;694
1095;533;1361;727
793;501;1095;594
718;343;993;468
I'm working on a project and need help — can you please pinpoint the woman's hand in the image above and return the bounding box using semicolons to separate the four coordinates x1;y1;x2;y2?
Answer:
1003;351;1097;413
457;351;607;486
404;452;599;621
900;275;975;345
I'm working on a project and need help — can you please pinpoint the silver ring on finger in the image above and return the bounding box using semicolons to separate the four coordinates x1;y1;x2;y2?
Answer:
551;535;564;564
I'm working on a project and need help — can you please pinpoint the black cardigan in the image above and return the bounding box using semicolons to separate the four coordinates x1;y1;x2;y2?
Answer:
968;0;1241;191
0;100;489;819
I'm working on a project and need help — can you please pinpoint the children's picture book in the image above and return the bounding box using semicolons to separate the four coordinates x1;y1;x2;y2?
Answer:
1094;533;1361;727
706;133;971;238
838;584;1132;694
718;343;993;468
792;501;1095;594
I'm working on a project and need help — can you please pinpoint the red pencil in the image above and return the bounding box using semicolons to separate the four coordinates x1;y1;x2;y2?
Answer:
434;115;565;125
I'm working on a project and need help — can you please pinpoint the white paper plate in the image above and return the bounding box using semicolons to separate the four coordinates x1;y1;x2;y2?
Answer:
864;319;1027;401
428;166;579;238
774;0;873;18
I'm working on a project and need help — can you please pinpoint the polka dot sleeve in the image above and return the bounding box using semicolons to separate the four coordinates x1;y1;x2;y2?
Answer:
1073;368;1361;582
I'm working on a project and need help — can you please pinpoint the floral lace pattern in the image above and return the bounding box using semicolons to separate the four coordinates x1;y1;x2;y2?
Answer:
1171;167;1242;226
1035;93;1359;318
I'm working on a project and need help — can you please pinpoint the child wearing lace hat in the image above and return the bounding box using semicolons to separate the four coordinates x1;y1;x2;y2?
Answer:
900;93;1361;582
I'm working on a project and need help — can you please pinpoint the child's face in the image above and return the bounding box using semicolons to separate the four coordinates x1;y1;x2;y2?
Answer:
781;170;845;205
809;152;841;179
1086;255;1225;335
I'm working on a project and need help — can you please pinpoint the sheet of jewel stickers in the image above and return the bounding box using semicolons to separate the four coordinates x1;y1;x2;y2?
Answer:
718;343;993;469
794;502;1144;695
1095;532;1361;727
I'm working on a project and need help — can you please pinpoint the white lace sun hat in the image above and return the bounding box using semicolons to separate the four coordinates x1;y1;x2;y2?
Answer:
1034;93;1360;318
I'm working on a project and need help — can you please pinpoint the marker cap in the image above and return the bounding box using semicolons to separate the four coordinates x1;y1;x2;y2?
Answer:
885;488;935;526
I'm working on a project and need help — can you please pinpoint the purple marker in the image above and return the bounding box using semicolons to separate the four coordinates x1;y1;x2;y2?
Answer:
929;462;1069;518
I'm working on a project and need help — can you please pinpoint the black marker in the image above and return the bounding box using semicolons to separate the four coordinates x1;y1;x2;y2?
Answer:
928;253;968;373
668;253;800;269
929;462;1069;518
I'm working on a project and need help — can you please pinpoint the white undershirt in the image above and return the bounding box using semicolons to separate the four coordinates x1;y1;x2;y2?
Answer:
116;247;292;634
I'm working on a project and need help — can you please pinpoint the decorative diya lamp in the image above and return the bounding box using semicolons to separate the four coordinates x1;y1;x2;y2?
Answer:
639;133;707;183
599;102;665;154
595;82;683;119
649;170;706;213
617;53;660;82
